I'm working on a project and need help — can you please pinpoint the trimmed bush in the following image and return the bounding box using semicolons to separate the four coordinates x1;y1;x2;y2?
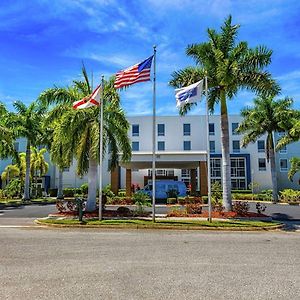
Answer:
49;188;58;197
63;188;75;197
167;198;177;205
280;189;300;204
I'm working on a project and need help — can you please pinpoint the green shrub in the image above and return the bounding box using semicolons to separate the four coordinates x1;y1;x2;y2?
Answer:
211;181;222;207
167;197;177;204
132;192;151;207
49;188;58;197
280;189;300;203
80;183;88;195
4;179;21;198
103;184;115;198
63;188;75;197
177;197;186;205
231;190;252;194
232;193;258;201
118;189;126;197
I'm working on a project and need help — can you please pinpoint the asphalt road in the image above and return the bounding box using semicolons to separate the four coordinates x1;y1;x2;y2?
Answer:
1;227;299;300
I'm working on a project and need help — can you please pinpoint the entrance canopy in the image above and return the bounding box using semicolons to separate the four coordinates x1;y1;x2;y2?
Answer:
119;151;207;169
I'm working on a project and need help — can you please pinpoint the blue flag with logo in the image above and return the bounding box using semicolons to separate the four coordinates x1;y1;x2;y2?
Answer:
175;80;204;108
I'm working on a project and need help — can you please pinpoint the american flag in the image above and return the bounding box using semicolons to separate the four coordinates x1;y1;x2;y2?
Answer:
114;55;153;89
73;85;101;109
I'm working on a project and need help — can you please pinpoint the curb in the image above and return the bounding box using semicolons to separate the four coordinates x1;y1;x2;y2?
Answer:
34;220;284;231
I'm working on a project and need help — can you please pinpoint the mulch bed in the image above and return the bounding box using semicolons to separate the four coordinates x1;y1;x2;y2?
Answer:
51;209;150;218
167;211;268;218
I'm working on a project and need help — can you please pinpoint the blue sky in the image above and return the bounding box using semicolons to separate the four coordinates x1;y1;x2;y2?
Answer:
0;0;300;116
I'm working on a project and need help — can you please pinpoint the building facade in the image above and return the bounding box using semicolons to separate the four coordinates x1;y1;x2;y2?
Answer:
0;115;299;193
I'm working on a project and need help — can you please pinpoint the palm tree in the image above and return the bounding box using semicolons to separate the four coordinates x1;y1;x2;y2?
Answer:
9;101;46;200
0;103;15;160
237;96;296;201
39;68;131;212
30;147;49;197
288;157;300;182
1;164;20;186
276;116;300;182
169;15;280;211
1;153;26;193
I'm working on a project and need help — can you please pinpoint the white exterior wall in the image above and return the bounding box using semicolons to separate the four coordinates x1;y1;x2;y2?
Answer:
1;115;299;192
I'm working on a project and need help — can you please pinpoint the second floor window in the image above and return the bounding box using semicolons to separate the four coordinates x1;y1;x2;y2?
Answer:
157;124;165;136
258;158;266;171
183;141;191;150
157;141;165;151
257;140;265;152
209;123;215;135
132;142;139;151
132;124;139;136
209;141;215;153
280;159;288;171
232;140;240;153
183;123;191;136
232;122;239;135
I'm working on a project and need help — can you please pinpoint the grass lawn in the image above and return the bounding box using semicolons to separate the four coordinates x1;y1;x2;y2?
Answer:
37;218;281;229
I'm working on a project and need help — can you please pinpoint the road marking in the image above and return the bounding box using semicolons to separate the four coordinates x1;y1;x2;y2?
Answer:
0;225;38;228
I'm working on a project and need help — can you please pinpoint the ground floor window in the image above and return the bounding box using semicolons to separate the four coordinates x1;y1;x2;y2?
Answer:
210;157;247;190
148;169;175;177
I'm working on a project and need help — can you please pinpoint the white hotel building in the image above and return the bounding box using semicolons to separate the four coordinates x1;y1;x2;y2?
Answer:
0;115;299;195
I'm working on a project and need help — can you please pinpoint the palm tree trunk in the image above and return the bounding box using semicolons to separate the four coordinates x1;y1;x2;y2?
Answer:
269;136;278;202
35;170;38;198
220;91;232;211
23;140;31;200
57;169;64;199
85;158;98;212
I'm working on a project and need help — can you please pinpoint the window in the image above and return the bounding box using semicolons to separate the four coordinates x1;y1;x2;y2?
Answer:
157;124;165;136
209;123;215;135
63;167;70;172
132;142;139;151
132;124;139;136
181;169;191;186
231;158;246;190
166;170;175;176
210;158;221;179
183;141;191;150
209;141;215;153
183;123;191;136
279;145;287;154
157;141;165;151
148;169;174;176
231;158;245;177
14;142;19;152
231;179;246;190
258;158;266;171
232;140;240;153
257;140;265;153
280;159;288;171
232;122;239;135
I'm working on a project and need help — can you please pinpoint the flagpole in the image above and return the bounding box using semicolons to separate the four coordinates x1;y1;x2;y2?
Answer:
205;76;212;222
152;45;157;222
98;75;104;221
